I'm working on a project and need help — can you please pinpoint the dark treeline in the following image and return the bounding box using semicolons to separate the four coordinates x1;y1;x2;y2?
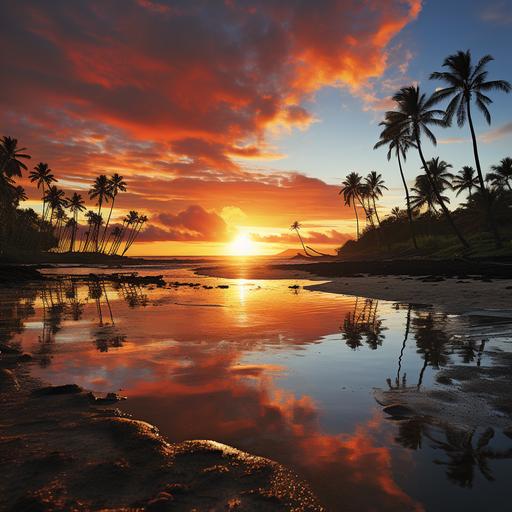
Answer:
338;50;511;258
0;137;148;258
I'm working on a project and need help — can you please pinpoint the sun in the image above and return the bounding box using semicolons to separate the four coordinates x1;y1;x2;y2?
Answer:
229;233;255;256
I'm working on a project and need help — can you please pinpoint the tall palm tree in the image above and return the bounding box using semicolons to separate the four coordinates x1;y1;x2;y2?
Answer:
374;126;418;249
289;221;310;257
430;50;511;248
88;174;110;251
487;157;512;192
381;86;469;248
67;192;86;252
44;185;66;226
100;173;127;251
364;171;388;226
0;136;31;178
339;172;363;239
29;163;56;220
452;166;479;199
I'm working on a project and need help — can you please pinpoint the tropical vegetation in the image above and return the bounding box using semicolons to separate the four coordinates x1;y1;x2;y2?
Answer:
0;136;148;259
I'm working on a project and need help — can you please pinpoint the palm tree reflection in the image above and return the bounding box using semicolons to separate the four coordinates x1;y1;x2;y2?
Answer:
340;298;386;350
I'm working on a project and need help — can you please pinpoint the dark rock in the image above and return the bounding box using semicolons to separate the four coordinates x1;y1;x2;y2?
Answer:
216;284;229;289
33;384;83;396
17;353;34;363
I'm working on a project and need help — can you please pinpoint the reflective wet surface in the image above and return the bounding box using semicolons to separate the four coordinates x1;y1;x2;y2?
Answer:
1;262;512;511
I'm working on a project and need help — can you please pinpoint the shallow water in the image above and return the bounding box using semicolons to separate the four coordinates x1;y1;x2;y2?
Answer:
2;261;512;511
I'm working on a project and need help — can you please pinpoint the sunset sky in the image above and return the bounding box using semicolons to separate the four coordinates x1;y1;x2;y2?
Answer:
2;0;511;256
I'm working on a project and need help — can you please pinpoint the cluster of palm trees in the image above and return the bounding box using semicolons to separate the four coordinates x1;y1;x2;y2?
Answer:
339;171;388;240
0;135;148;256
366;50;511;252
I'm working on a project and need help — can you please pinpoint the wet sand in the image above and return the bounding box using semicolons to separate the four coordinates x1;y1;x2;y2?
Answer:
0;357;322;511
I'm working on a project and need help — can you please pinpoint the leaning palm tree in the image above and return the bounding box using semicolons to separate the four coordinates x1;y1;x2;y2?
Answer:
122;213;147;256
364;171;388;226
374;126;418;249
67;192;86;252
0;136;31;178
339;172;363;239
29;162;57;220
381;86;469;248
487;157;512;192
88;174;110;251
289;221;310;257
100;173;127;251
452;166;479;199
430;50;511;248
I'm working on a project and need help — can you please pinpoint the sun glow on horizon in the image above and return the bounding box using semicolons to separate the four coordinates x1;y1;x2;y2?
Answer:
228;233;257;256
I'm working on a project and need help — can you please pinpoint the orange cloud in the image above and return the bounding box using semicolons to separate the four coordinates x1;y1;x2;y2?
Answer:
1;0;421;251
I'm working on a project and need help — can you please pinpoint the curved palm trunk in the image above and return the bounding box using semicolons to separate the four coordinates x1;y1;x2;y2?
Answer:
466;100;502;249
397;152;418;249
122;221;145;255
353;201;360;240
416;138;469;249
295;229;311;257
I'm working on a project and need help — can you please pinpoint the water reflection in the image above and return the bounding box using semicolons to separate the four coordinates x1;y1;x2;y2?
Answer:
1;277;512;511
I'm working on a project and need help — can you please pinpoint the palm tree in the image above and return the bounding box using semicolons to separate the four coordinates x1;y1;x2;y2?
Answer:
382;86;469;248
339;172;363;239
290;221;310;257
411;174;450;214
122;214;147;255
0;136;31;178
100;173;127;251
423;157;454;189
44;185;66;226
452;166;479;199
374;126;418;249
67;192;86;252
364;171;387;226
29;163;56;220
88;174;110;251
487;157;512;192
430;50;511;248
390;206;402;221
12;185;28;207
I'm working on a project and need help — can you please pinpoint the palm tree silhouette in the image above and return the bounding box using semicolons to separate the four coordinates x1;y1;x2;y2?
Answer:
374;126;418;248
88;174;110;251
0;136;31;178
67;192;86;252
122;213;147;255
452;166;479;199
411;174;449;214
100;173;127;251
364;171;387;226
431;50;511;248
390;206;403;221
381;86;469;248
44;185;66;226
487;157;512;192
340;172;363;239
290;221;310;256
29;163;56;221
